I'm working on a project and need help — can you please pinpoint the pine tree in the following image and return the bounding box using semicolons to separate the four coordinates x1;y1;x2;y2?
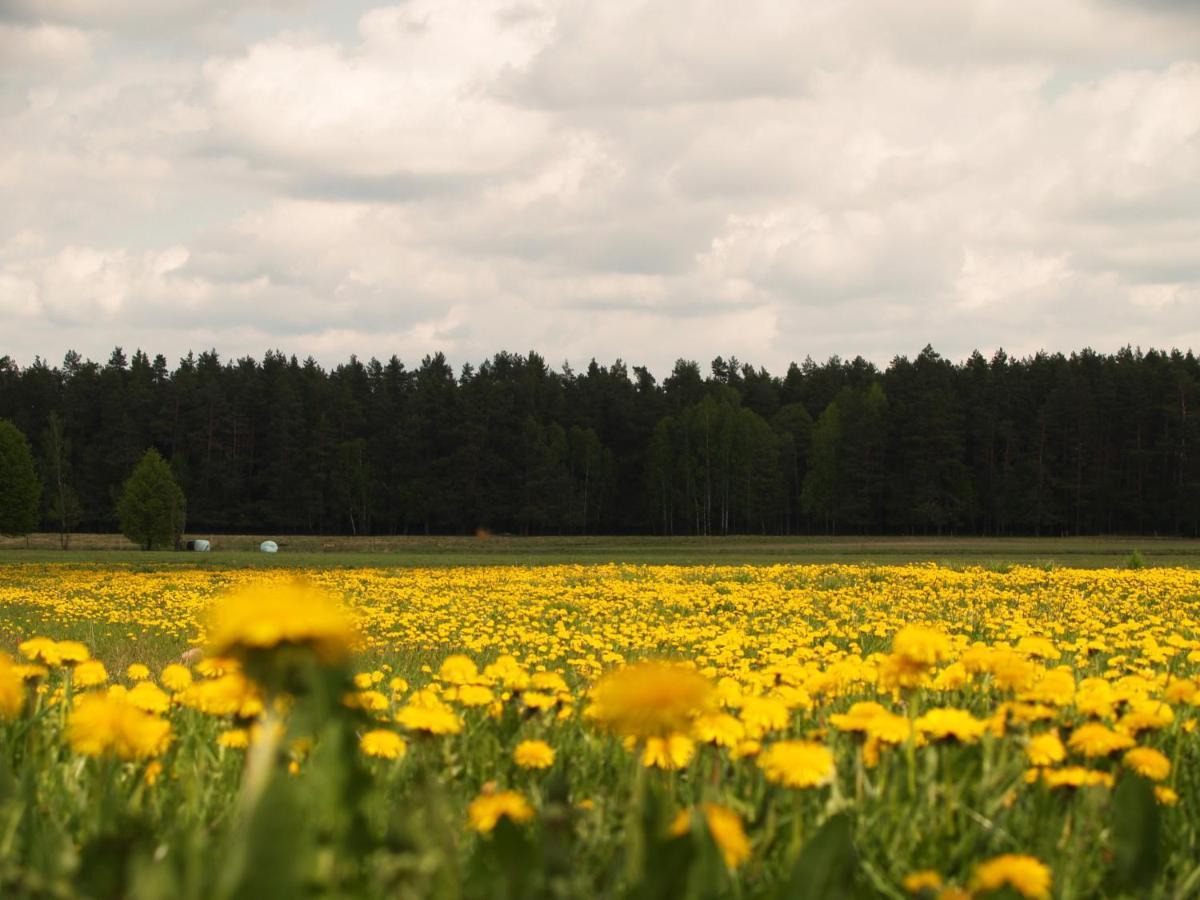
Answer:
116;449;186;550
0;419;42;537
42;412;81;549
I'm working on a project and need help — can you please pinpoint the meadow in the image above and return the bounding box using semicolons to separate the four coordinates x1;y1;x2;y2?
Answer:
0;559;1198;898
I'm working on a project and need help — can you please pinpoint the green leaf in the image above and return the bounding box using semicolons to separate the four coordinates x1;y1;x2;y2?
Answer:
1110;775;1162;892
780;813;858;900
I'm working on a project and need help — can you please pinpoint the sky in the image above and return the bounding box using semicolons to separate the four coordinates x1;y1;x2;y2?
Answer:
1;0;1198;376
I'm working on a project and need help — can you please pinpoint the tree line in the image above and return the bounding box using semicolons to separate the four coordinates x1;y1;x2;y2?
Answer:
1;345;1198;538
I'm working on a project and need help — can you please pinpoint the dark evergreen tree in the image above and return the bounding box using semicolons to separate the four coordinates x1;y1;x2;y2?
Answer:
116;448;186;550
0;344;1197;537
41;412;81;548
0;419;41;537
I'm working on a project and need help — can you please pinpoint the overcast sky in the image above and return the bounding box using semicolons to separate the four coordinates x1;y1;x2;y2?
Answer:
2;0;1198;375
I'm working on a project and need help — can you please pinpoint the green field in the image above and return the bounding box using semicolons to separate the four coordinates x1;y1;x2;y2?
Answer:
1;532;1197;569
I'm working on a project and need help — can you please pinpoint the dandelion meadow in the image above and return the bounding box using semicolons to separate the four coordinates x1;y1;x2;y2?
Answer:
1;562;1199;898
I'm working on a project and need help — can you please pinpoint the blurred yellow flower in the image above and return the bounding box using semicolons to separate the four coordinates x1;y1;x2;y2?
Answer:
971;854;1051;899
586;661;714;739
360;729;407;759
1123;746;1170;781
67;692;172;760
0;654;25;719
513;739;555;769
160;664;194;692
396;701;462;735
1025;733;1065;767
639;734;695;770
206;581;355;665
73;660;108;688
902;870;943;893
1067;723;1135;758
467;790;534;833
757;741;835;788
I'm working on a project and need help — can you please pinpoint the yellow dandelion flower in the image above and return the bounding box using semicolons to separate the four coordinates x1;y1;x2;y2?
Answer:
127;681;171;715
639;734;695;770
829;702;889;734
739;695;790;739
0;654;25;720
206;581;355;665
902;870;943;893
914;707;987;744
360;729;407;759
160;664;194;692
1025;733;1065;767
692;712;745;747
513;739;555;769
1154;785;1179;806
892;626;952;668
344;689;390;712
731;739;762;760
217;728;250;749
126;664;151;681
1122;746;1170;781
467;790;534;833
72;660;108;688
1031;766;1114;790
452;684;494;707
438;654;480;685
586;661;714;739
67;692;172;760
396;702;463;735
757;741;835;789
971;854;1051;899
1067;722;1135;758
522;691;558;710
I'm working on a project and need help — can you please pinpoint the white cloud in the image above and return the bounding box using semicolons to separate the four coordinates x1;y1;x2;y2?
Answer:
201;1;556;181
0;0;1198;373
0;22;91;71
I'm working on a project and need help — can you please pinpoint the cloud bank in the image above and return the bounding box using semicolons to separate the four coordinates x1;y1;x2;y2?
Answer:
2;0;1198;373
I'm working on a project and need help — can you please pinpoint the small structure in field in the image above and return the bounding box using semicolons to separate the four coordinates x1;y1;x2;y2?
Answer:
186;539;211;551
260;540;279;553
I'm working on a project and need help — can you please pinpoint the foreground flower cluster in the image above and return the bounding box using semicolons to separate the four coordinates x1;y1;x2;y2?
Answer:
0;563;1198;898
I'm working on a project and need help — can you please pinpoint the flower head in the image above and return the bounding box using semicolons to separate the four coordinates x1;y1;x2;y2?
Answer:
396;701;463;735
639;734;695;770
160;664;194;692
757;740;835;789
67;692;172;760
19;638;90;668
0;654;25;719
73;660;108;688
467;789;534;833
513;739;555;769
915;707;987;744
1025;732;1065;767
206;581;355;665
1123;746;1170;781
1068;722;1135;758
586;661;714;739
902;870;943;894
127;681;171;714
971;854;1051;899
360;729;407;760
